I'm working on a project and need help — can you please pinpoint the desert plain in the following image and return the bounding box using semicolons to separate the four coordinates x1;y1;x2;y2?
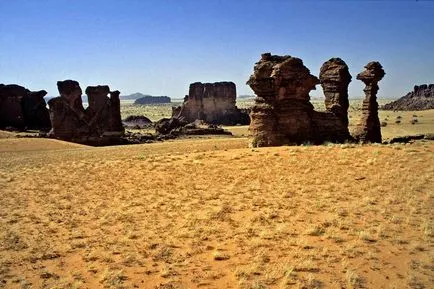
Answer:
0;101;433;289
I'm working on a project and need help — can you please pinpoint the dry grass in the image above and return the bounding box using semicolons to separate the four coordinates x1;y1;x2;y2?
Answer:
121;102;181;121
0;133;433;288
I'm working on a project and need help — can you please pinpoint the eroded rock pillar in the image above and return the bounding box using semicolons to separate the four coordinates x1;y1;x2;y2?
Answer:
108;90;124;133
354;62;385;143
319;58;352;126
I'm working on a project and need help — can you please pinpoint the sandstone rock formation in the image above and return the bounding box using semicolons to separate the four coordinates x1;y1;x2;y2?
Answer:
319;58;352;125
383;84;434;111
247;53;352;147
0;84;51;130
172;82;249;125
48;80;124;145
108;90;124;133
353;62;385;143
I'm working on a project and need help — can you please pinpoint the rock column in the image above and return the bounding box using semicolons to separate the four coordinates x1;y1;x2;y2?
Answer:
108;90;124;133
354;62;385;143
319;58;352;126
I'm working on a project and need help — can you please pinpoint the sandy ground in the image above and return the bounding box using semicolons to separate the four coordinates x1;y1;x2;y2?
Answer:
0;135;433;288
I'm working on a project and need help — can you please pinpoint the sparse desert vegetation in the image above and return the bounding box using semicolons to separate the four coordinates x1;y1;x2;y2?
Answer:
1;125;433;288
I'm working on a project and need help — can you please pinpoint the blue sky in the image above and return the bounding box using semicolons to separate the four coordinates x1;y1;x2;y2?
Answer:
1;0;433;98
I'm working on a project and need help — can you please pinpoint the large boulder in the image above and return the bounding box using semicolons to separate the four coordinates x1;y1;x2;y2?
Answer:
154;117;184;134
123;115;153;129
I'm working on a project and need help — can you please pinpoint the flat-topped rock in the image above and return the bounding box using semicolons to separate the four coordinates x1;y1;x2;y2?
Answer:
172;81;249;125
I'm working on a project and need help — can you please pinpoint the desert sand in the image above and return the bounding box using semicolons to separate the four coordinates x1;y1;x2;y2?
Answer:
0;133;433;288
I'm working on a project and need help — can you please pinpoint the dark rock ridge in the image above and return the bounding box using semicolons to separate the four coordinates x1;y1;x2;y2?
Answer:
247;53;353;147
155;118;232;138
385;134;425;144
353;62;385;143
382;84;434;111
172;82;250;125
0;84;51;130
134;95;171;104
47;80;124;145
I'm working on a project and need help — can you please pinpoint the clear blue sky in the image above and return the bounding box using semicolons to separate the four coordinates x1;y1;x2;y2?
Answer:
1;0;433;98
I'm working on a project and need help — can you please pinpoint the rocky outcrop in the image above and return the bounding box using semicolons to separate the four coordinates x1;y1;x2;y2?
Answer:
353;62;385;143
319;58;352;126
247;53;352;147
0;84;51;130
47;80;124;145
134;95;171;104
155;118;231;138
383;84;434;111
172;82;249;125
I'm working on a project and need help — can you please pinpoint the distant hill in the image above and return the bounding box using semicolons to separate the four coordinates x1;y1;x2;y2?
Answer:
383;84;434;111
134;95;171;105
120;92;149;100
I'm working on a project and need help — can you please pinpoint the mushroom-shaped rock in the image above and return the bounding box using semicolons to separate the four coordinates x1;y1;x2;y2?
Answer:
353;62;385;143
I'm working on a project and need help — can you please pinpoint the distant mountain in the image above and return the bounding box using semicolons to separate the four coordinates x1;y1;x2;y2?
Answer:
121;92;152;100
134;95;171;105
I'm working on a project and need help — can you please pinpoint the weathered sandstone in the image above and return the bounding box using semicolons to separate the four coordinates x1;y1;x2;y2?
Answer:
247;53;352;147
353;62;385;143
47;80;124;145
319;57;352;125
172;82;249;125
